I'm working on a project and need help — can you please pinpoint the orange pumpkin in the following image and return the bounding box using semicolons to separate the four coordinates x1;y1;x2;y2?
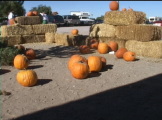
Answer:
79;45;90;54
16;70;38;87
68;54;88;71
123;51;136;61
98;43;109;54
108;41;118;52
88;56;102;72
115;48;128;58
122;8;127;11
9;18;15;25
128;8;133;11
70;61;89;79
27;11;34;16
100;56;107;68
32;11;38;16
14;54;29;70
71;29;79;36
90;42;99;49
109;1;119;11
25;49;36;60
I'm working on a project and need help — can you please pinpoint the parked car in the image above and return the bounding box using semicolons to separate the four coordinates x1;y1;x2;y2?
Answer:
153;20;162;26
47;15;64;27
62;15;80;26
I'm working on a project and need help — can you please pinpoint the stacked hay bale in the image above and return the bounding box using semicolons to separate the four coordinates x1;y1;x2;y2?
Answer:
0;16;57;46
89;10;162;58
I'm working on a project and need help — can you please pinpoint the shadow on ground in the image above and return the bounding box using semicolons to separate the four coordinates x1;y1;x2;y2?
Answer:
0;69;11;75
14;73;162;120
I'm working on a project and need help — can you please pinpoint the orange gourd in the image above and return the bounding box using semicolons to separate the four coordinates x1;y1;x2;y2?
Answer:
16;70;38;87
108;41;118;52
100;56;107;68
32;11;38;16
27;11;34;16
109;1;119;11
128;8;133;11
123;51;136;61
14;54;29;70
115;48;128;58
70;61;89;79
88;56;102;72
79;45;90;54
122;8;127;11
71;29;79;36
25;49;36;60
9;18;15;25
98;43;109;54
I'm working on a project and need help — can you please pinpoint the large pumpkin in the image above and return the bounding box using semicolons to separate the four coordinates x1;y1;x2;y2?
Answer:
88;56;102;72
9;18;15;25
27;11;34;16
79;45;90;54
123;51;136;61
68;55;88;71
98;43;109;54
25;49;36;60
71;29;79;36
109;1;119;11
108;41;118;52
16;70;38;87
70;61;89;79
115;48;128;58
14;54;29;70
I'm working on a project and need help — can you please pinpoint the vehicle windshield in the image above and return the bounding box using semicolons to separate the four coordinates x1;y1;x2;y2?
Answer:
81;17;89;19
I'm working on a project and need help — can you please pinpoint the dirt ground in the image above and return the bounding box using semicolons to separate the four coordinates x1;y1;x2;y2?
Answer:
1;42;162;120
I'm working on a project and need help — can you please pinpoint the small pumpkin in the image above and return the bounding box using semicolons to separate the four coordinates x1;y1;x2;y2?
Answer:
88;56;102;72
123;51;136;61
32;11;38;16
100;56;107;68
71;29;79;36
9;18;15;25
16;70;38;87
115;48;128;58
98;43;109;54
68;55;88;71
128;8;133;11
108;41;118;52
79;45;91;54
70;61;89;79
109;1;119;11
27;11;34;16
90;42;99;49
122;8;127;11
14;54;29;70
25;49;36;60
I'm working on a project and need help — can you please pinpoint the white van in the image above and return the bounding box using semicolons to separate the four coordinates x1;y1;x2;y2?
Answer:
149;17;162;23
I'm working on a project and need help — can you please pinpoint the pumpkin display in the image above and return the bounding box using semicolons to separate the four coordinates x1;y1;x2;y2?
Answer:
115;48;128;58
88;56;102;72
122;8;127;11
98;43;109;54
27;11;34;16
108;41;118;52
9;18;15;25
25;49;36;60
100;56;107;68
32;11;38;16
68;54;88;71
14;54;29;70
109;1;119;11
16;70;38;87
71;29;79;36
79;45;90;54
123;51;136;61
70;61;89;79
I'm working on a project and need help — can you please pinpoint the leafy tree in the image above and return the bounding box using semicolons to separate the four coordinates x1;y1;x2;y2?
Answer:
96;15;104;20
0;1;26;17
30;5;52;15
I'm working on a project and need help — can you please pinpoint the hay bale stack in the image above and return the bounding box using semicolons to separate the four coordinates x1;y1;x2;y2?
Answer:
45;33;55;43
115;25;161;41
15;16;42;25
98;37;127;48
125;40;162;58
22;35;45;43
104;11;146;25
32;24;57;35
55;33;70;46
1;35;22;46
1;25;33;37
89;23;116;38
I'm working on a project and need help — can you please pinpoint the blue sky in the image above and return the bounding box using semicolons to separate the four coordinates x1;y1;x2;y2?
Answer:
23;1;162;18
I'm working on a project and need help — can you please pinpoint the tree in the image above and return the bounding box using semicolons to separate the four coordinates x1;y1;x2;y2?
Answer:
30;5;52;15
96;15;104;20
0;1;26;17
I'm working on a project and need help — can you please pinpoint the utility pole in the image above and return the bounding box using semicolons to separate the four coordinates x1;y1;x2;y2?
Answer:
118;1;120;11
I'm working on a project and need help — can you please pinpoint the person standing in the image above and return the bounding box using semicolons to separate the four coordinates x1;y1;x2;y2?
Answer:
40;12;49;24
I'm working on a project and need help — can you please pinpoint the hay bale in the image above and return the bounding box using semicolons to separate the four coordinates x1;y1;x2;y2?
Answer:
32;24;57;35
1;35;22;46
89;23;116;38
115;24;161;41
45;33;55;43
55;33;70;46
104;11;146;25
1;25;33;37
15;16;42;25
125;40;162;58
22;35;45;43
98;37;126;48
